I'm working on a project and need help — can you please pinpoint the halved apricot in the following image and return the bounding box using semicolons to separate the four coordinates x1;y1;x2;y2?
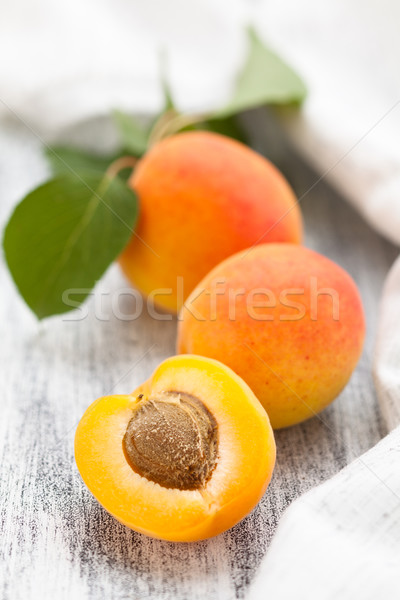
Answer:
75;355;276;542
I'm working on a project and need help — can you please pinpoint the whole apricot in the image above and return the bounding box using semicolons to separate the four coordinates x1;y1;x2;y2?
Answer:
177;244;365;429
75;355;276;542
119;131;302;312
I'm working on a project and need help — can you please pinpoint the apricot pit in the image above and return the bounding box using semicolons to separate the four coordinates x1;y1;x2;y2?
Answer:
123;391;218;490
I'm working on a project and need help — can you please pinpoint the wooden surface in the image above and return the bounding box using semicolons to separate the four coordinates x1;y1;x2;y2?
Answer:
1;112;398;599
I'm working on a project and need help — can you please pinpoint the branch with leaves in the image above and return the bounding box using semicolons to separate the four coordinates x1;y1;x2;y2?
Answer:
3;28;306;319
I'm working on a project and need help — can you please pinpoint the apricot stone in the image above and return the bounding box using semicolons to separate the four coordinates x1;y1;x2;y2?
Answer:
75;355;276;542
177;244;365;429
123;391;218;491
119;131;302;313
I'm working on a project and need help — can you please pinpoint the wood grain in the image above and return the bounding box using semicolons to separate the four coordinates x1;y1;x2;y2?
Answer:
0;113;397;599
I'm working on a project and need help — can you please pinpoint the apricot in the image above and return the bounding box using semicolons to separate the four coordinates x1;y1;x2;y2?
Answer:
75;355;276;542
177;244;365;429
119;131;302;313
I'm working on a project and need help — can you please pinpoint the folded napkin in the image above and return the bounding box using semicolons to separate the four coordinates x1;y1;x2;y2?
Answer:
248;423;400;600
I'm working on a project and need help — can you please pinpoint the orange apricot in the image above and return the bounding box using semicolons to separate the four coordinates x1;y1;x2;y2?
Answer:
119;131;302;313
75;355;276;542
177;244;366;429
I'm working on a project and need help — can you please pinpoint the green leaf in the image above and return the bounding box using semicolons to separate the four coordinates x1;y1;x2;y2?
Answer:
3;171;138;319
201;115;248;143
157;47;176;113
113;110;149;156
218;27;307;117
161;71;176;114
162;80;175;113
45;146;118;177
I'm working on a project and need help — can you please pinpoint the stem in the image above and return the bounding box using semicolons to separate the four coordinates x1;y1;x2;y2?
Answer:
105;156;138;180
147;109;178;148
147;111;212;148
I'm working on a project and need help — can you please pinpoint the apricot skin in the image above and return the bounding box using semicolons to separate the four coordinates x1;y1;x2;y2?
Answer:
177;244;366;429
119;131;302;313
74;355;276;542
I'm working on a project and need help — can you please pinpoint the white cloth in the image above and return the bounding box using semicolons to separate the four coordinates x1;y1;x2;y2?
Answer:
248;425;400;600
1;1;400;598
374;256;400;432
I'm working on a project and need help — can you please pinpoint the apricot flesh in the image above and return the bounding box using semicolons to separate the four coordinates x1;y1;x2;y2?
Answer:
119;131;302;313
177;244;366;429
75;355;276;542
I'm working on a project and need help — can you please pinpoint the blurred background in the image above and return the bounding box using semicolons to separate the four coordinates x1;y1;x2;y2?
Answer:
2;0;399;240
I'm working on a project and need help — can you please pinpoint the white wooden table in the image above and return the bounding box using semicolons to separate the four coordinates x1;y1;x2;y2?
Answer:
1;111;397;599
